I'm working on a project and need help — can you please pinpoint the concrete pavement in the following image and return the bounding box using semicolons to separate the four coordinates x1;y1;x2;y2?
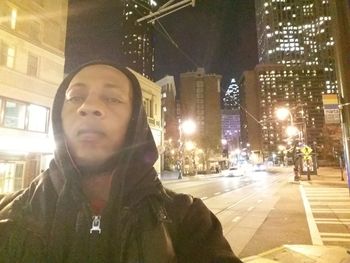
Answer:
242;166;350;262
160;167;350;262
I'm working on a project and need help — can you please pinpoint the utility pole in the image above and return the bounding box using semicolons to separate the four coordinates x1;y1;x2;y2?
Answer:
330;0;350;191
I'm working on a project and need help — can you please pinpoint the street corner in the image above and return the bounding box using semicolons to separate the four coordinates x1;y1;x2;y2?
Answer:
242;245;350;263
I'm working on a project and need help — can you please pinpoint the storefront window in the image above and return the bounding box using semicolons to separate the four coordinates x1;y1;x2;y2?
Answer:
28;104;48;132
0;162;24;194
3;100;26;129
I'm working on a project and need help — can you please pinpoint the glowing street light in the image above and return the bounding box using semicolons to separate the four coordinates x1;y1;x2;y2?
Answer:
181;119;196;135
286;125;299;137
275;107;294;125
178;119;197;178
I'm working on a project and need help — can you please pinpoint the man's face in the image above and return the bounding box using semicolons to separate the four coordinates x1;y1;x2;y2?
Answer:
61;65;133;168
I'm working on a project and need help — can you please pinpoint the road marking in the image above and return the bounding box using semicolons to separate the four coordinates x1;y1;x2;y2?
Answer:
300;185;323;245
214;192;221;196
303;186;350;246
232;216;241;223
201;196;208;200
310;202;350;205
321;233;350;237
312;208;350;213
257;199;263;203
247;206;254;212
320;233;350;242
315;218;350;224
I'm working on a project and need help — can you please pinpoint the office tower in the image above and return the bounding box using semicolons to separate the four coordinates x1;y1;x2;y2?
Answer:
66;0;155;79
179;68;223;170
0;0;68;193
221;109;241;152
238;70;263;153
121;0;156;79
254;0;337;151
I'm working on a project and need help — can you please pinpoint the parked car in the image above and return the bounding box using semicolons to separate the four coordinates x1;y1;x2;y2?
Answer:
222;166;245;177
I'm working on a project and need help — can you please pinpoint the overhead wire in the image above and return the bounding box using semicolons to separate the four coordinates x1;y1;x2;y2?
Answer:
132;0;199;68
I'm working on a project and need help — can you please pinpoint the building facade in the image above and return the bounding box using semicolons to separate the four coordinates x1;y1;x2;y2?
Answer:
121;0;156;79
156;75;179;143
221;109;241;152
129;68;162;174
238;70;262;153
179;68;222;170
0;0;68;194
254;0;338;153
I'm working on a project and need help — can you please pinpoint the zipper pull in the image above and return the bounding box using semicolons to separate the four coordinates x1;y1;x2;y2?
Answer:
90;215;102;234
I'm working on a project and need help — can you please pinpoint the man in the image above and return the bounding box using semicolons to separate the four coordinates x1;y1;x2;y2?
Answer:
0;61;242;262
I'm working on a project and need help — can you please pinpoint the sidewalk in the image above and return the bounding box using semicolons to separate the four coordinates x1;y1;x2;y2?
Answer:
242;166;350;263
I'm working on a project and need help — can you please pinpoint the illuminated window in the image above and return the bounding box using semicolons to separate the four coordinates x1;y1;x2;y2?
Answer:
3;100;26;129
0;42;15;68
0;162;24;194
10;8;17;29
27;53;39;76
27;104;48;132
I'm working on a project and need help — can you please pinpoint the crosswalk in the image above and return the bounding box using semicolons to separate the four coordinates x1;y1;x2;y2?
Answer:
301;186;350;247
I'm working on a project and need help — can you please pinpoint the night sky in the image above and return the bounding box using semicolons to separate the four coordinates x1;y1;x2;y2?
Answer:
65;0;258;92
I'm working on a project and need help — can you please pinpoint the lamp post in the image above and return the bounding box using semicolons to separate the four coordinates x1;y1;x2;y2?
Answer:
275;107;312;180
178;119;196;179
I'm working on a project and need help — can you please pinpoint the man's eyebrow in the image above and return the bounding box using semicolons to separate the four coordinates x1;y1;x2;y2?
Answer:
67;82;87;89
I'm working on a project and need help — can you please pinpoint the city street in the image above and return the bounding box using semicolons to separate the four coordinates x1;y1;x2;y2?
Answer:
161;166;350;259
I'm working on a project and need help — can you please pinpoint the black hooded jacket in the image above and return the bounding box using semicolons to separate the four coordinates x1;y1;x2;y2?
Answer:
0;61;242;263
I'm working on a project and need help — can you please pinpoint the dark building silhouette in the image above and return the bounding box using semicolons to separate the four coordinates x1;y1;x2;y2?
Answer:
65;0;155;79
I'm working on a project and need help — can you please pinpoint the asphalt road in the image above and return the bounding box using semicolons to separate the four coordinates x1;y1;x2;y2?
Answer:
162;167;312;258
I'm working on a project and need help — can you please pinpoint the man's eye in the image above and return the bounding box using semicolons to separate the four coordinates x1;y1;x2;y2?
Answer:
67;96;84;103
105;97;122;104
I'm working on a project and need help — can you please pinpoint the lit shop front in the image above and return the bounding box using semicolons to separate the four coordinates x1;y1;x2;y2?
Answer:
0;96;54;194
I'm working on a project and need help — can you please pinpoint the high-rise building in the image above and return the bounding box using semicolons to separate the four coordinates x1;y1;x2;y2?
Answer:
238;70;262;153
65;0;156;79
221;109;241;152
223;78;240;110
179;68;222;170
121;0;156;79
0;0;68;193
254;0;338;152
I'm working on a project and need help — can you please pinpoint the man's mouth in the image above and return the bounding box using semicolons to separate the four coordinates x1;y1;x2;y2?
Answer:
77;129;104;141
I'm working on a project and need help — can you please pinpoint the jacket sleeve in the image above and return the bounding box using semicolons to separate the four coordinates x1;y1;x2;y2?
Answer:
170;194;243;263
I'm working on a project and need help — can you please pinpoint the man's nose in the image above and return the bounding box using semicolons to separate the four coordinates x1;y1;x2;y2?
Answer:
77;96;105;117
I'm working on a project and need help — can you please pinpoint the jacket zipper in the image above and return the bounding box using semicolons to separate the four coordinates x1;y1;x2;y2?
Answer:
90;215;102;234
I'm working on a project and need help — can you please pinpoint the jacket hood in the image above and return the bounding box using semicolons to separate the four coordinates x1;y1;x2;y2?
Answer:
51;60;160;204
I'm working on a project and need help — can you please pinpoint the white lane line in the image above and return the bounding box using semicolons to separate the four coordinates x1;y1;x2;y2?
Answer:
310;202;350;205
201;196;208;200
257;199;263;203
300;185;323;245
312;209;350;213
232;216;241;223
307;197;348;200
247;206;254;212
322;237;350;242
214;192;221;196
321;233;350;237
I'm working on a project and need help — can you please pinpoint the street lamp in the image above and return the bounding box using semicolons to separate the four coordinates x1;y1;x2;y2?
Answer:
178;119;196;178
275;107;300;140
276;107;294;125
